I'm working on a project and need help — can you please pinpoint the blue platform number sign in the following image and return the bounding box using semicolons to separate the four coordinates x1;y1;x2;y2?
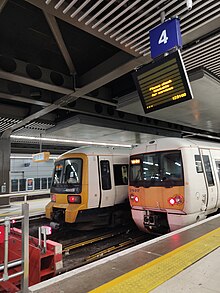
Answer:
149;18;182;59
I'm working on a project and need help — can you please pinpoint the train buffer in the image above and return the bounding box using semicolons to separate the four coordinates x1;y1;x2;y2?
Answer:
0;226;63;292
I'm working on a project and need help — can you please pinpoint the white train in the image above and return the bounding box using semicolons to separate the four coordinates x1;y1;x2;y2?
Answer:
46;146;130;229
129;137;220;233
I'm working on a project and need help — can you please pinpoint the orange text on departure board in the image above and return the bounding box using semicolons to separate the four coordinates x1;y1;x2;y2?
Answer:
149;79;173;97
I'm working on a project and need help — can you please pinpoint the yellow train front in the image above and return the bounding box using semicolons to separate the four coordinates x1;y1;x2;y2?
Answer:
46;146;130;229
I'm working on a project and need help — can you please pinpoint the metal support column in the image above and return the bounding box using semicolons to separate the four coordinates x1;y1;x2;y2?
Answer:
21;203;29;292
0;137;11;194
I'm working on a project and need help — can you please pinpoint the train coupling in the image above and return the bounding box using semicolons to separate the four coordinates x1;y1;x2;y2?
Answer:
50;221;60;230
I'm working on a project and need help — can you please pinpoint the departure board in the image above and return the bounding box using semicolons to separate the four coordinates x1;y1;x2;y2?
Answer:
132;50;193;114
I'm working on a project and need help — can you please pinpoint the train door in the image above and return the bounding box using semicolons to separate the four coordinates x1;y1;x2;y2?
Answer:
200;149;218;210
98;156;115;208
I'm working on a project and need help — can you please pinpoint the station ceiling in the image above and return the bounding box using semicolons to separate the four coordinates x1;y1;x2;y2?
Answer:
0;0;219;154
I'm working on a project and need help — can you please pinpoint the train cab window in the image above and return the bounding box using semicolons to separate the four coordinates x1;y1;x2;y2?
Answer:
142;154;160;182
202;155;214;186
215;161;220;181
130;151;183;187
161;152;183;181
113;164;128;185
63;159;82;185
195;155;203;173
130;158;142;185
53;161;64;186
100;160;111;190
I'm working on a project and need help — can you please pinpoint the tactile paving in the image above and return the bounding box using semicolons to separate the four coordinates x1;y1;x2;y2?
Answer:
90;228;220;293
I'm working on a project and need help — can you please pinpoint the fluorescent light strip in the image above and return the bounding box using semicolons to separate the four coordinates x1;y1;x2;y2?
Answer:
10;155;58;159
10;135;132;148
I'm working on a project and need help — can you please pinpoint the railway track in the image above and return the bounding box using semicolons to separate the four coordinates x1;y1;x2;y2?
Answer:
63;230;127;255
16;218;156;273
85;234;148;262
60;226;155;272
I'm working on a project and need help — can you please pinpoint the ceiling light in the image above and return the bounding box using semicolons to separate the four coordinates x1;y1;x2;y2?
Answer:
10;155;58;160
10;135;132;148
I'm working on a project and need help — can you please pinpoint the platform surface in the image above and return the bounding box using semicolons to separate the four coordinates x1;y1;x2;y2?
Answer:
0;197;50;219
152;247;220;292
29;214;220;293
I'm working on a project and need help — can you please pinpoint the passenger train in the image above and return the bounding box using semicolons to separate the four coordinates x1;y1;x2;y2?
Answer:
129;137;220;234
46;146;130;229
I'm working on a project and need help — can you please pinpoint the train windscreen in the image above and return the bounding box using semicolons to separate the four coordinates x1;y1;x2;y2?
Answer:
51;158;82;193
130;151;183;187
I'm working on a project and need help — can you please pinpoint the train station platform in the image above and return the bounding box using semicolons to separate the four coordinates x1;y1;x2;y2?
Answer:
0;191;50;219
29;213;220;293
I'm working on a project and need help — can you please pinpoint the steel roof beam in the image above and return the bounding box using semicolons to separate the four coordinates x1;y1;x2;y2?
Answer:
25;0;138;57
0;0;8;13
47;114;181;138
1;1;219;137
44;12;76;75
78;51;134;87
1;104;58;138
0;92;51;107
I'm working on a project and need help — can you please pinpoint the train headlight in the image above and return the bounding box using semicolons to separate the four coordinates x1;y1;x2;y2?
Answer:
68;195;81;204
168;195;184;206
169;198;175;205
51;194;56;202
134;196;139;203
175;195;184;204
130;194;139;203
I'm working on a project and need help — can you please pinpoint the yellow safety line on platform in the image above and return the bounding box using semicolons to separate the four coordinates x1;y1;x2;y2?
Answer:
90;228;220;293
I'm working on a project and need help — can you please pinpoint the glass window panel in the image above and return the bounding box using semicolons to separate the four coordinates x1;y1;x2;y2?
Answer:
52;161;64;187
48;177;52;188
203;155;214;186
63;159;82;185
215;161;220;181
19;179;26;191
130;151;183;187
195;155;203;173
113;164;128;186
100;160;111;190
41;178;47;189
142;154;160;182
34;178;41;190
161;152;183;180
11;179;18;192
130;163;142;182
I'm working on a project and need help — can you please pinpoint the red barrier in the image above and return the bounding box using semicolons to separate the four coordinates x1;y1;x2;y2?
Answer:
0;227;63;292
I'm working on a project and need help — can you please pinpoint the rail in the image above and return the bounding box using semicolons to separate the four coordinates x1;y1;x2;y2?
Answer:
0;203;29;292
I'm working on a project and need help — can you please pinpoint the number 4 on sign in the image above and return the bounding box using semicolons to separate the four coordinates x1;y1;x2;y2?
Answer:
158;29;168;45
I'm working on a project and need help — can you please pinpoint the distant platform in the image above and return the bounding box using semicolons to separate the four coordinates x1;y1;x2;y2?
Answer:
0;194;50;219
10;190;50;202
0;189;50;210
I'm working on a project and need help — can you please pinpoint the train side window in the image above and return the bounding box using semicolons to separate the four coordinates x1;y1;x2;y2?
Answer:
195;155;203;173
202;155;214;186
215;161;220;181
100;160;112;190
113;164;128;185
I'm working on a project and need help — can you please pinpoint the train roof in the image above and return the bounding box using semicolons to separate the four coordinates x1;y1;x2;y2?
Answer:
131;137;220;155
58;145;132;158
